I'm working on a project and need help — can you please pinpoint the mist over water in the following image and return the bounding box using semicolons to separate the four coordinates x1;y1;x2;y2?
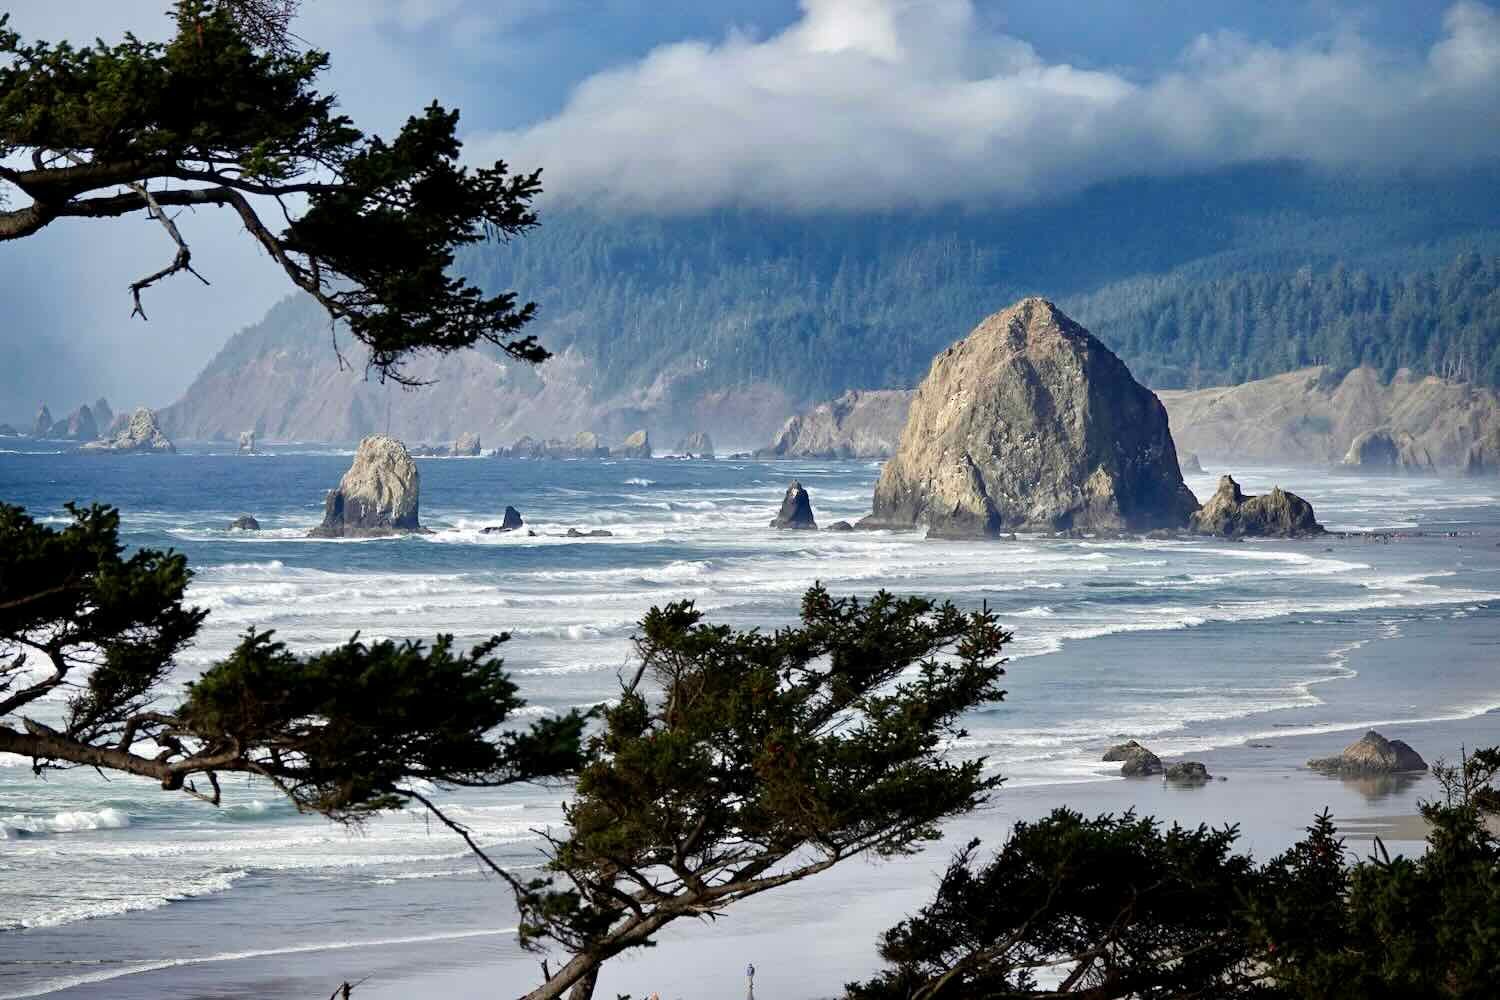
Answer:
2;446;1498;997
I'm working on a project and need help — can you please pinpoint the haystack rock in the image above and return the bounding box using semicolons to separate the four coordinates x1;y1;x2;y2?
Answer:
1308;730;1426;774
1189;475;1323;538
453;432;482;457
1340;429;1435;474
309;435;423;537
676;431;715;459
860;298;1199;538
238;430;257;454
770;481;817;530
32;404;53;438
613;429;652;459
81;408;176;454
1182;453;1205;474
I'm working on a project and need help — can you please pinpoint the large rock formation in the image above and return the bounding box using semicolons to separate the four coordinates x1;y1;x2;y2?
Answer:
93;398;114;432
481;506;525;534
861;299;1199;537
81;408;176;454
453;432;482;457
1102;740;1163;777
612;429;652;459
1189;475;1323;537
1339;429;1435;474
64;405;98;441
1159;366;1500;470
759;390;915;459
1308;730;1427;774
32;404;53;438
770;481;817;530
309;435;423;537
676;431;715;459
573;431;608;458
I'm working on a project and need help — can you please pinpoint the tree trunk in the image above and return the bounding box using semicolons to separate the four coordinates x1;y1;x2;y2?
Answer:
565;967;599;1000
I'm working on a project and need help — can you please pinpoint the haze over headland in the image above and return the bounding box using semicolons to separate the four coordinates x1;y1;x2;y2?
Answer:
3;0;1499;413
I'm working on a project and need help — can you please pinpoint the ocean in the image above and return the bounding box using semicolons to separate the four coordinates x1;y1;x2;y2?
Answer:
2;443;1498;999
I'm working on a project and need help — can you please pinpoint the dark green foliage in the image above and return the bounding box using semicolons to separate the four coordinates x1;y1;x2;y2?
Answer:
846;811;1264;1000
0;502;584;818
513;586;1010;1000
851;749;1500;1000
0;2;543;382
1080;253;1500;389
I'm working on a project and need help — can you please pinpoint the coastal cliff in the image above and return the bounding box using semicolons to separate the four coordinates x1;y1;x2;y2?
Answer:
1158;366;1500;469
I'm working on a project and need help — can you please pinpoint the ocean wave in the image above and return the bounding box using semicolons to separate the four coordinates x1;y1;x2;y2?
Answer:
1;807;130;838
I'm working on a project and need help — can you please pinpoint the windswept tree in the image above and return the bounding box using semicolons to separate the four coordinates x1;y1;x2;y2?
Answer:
0;1;544;383
474;587;1012;1000
0;503;586;817
848;749;1500;1000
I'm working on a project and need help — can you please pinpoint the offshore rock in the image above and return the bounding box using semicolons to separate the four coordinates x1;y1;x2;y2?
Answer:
826;520;854;532
612;429;652;459
453;432;482;457
676;431;715;459
230;515;261;531
1308;730;1427;774
0;424;17;437
758;390;914;459
861;298;1199;537
1165;761;1212;784
81;408;176;454
482;506;525;534
1182;453;1204;474
1189;475;1323;538
93;398;114;432
566;527;615;538
770;481;817;530
573;431;609;458
238;430;257;454
65;405;98;441
1103;740;1164;777
1340;429;1435;474
309;435;423;537
32;404;53;438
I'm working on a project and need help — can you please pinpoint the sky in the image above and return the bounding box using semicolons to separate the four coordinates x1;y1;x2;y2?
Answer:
1;0;1497;415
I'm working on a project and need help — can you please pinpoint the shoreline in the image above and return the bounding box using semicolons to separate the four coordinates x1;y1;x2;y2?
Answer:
8;706;1495;1000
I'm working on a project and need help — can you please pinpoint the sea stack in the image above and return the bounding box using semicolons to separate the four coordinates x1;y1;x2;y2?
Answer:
453;432;482;457
81;408;176;454
31;404;52;438
770;481;817;530
676;431;715;459
309;435;424;537
613;429;652;459
860;298;1199;537
1189;475;1323;537
238;430;257;454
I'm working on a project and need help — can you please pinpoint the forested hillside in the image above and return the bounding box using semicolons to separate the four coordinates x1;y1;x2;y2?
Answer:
456;164;1500;401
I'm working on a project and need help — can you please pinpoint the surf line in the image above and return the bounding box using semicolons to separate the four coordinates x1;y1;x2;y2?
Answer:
0;926;521;1000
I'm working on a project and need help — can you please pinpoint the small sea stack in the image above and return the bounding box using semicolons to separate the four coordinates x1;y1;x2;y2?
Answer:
1189;475;1322;537
482;506;525;533
309;435;424;537
1308;730;1427;775
770;481;817;530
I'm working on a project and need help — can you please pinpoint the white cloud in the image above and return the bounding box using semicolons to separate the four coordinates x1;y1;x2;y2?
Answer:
474;0;1500;212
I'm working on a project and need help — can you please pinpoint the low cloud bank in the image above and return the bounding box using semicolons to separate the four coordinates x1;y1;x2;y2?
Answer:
477;0;1500;212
